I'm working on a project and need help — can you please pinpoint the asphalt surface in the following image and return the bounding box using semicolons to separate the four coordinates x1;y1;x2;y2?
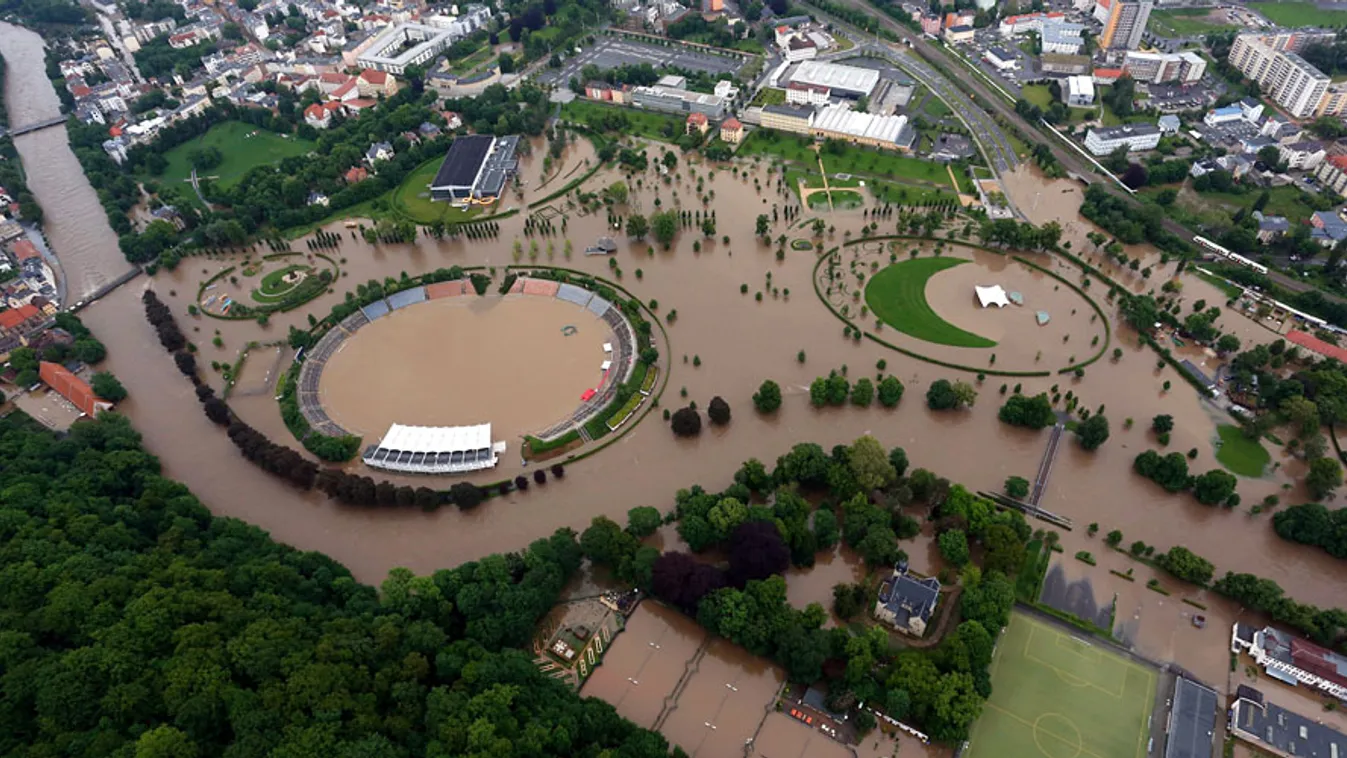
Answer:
539;35;748;86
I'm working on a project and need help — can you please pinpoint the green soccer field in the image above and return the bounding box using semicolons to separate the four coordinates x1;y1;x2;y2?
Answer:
864;257;997;348
966;613;1156;758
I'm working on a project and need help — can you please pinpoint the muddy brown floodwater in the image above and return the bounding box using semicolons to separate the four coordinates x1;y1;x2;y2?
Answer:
4;23;1334;681
0;22;135;303
319;295;609;442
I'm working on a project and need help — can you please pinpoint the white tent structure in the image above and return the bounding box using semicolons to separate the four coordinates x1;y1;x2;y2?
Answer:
362;423;506;474
974;285;1011;308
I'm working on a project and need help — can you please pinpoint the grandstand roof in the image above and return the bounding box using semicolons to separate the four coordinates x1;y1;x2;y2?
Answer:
374;423;493;454
789;60;879;97
1287;329;1347;364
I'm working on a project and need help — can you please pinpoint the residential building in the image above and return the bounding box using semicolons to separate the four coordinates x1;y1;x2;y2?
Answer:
873;564;940;636
1316;154;1347;194
944;10;975;28
0;303;42;338
630;84;727;119
585;81;631;104
1084;123;1161;155
1253;211;1290;242
1204;104;1245;127
944;25;974;43
39;362;112;417
356;23;454;75
1157;114;1181;134
356;69;398;98
304;102;332;129
344;166;369;183
998;11;1066;37
1278;140;1325;171
1319;82;1347;117
702;0;723;12
1064;75;1095;106
1099;0;1151;50
1313;210;1347;246
1092;67;1124;86
786;81;831;107
365;141;395;163
1041;22;1085;55
686;112;709;135
782;34;817;62
1229;688;1347;758
1229;35;1332;118
810;104;915;151
720;117;743;144
760;103;814;134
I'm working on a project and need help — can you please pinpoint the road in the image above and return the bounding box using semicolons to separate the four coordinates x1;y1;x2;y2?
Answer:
824;0;1347;306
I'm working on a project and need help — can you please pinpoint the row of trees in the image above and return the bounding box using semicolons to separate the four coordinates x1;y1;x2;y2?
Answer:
808;370;904;409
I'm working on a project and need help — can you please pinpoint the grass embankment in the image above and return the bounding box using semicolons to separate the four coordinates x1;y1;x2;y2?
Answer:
1149;8;1237;36
1216;424;1271;477
863;257;997;348
159;121;315;191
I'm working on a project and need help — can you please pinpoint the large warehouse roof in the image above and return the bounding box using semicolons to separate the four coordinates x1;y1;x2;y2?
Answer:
1164;678;1218;758
432;134;495;190
812;104;909;145
789;60;879;96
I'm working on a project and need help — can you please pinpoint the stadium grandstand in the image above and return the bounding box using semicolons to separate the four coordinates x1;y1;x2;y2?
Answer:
362;423;506;474
1232;623;1347;702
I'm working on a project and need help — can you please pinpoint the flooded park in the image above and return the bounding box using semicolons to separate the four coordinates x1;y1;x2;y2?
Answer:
5;19;1345;744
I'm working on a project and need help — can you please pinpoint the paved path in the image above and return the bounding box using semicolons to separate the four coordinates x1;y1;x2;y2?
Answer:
1029;417;1067;506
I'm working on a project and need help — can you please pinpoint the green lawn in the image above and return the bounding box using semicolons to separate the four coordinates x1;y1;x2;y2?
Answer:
966;613;1156;758
920;93;952;120
1250;1;1347;27
1150;8;1237;36
448;45;494;75
1021;84;1054;110
864;257;996;347
739;129;951;183
1215;424;1271;477
560;100;685;143
869;180;958;207
159;121;316;191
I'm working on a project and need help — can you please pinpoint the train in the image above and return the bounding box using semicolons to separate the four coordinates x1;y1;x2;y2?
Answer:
1193;235;1269;275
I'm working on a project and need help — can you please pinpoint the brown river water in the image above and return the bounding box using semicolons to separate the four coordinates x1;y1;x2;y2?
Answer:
3;19;1344;732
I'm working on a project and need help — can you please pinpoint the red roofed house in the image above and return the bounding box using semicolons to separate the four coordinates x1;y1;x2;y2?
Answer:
0;303;41;335
317;71;350;94
304;103;331;129
720;117;743;145
345;166;369;184
686;112;709;135
357;69;399;98
39;361;113;417
330;77;359;102
1093;68;1124;85
10;239;39;262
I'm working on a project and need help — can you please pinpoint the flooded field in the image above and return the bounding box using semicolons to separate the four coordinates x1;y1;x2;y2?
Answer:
319;295;608;441
582;603;707;728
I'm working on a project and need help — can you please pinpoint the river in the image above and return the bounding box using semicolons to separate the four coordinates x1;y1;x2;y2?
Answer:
0;21;134;304
2;19;1342;627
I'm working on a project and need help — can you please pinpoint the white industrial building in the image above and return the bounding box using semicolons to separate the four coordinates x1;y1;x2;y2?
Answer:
810;104;915;151
1041;21;1085;55
788;60;879;99
1084;123;1161;155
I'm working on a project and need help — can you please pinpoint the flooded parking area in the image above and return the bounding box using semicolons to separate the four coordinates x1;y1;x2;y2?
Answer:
318;295;608;441
751;711;853;758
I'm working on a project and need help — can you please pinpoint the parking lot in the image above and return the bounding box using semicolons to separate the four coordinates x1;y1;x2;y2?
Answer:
539;35;749;86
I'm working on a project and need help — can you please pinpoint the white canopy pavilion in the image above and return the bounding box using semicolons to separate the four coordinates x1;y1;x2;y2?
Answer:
974;285;1011;308
362;423;505;474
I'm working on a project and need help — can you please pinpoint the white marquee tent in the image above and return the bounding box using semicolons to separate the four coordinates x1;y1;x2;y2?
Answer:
974;285;1011;308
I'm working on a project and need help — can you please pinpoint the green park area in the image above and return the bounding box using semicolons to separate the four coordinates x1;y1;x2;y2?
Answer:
739;129;954;183
1149;8;1237;36
865;257;997;348
1022;84;1055;110
1216;424;1271;477
749;87;787;107
1250;1;1347;27
1147;184;1329;229
159;121;316;191
561;100;685;143
966;613;1156;758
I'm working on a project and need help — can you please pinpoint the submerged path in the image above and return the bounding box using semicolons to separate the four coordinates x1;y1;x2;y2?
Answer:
1030;418;1067;506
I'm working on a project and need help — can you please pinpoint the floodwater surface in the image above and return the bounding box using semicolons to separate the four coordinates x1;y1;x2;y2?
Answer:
319;295;608;441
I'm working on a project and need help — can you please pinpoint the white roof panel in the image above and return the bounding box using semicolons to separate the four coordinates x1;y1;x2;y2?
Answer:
377;423;492;453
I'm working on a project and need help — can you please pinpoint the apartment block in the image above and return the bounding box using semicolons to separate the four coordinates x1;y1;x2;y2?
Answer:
1100;0;1152;51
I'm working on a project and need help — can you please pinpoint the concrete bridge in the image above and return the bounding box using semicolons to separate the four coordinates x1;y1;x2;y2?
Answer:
7;115;67;138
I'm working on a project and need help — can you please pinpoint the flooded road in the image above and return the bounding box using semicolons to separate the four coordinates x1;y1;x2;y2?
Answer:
0;22;134;304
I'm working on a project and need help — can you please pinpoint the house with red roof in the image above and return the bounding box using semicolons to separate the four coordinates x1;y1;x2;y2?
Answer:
39;361;113;417
304;103;332;129
10;240;39;263
357;69;398;98
686;112;709;135
345;166;369;184
0;303;41;335
720;117;743;144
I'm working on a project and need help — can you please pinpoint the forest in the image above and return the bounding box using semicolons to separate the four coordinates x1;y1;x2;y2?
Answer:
0;411;679;757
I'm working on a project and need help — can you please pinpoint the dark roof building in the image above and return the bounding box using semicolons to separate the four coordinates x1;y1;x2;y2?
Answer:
931;133;975;162
1231;687;1347;758
429;134;520;205
873;564;940;635
1164;678;1218;758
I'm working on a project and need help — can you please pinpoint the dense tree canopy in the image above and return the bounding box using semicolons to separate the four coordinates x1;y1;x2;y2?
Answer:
0;413;673;758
